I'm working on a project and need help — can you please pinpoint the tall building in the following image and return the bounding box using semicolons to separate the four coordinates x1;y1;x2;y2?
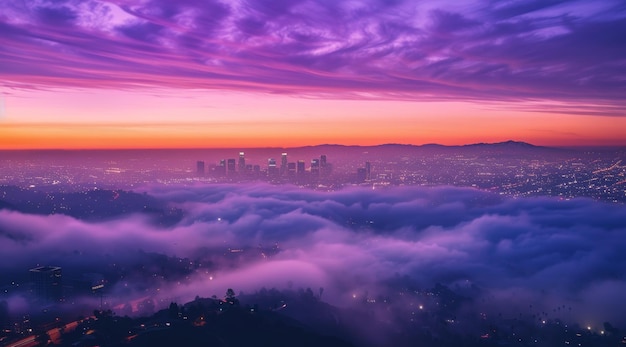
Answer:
268;158;278;176
297;160;305;176
281;153;288;176
212;159;226;177
227;159;236;175
30;266;62;302
238;152;246;173
196;161;205;176
311;158;320;177
320;155;330;177
365;161;371;181
357;168;367;183
287;162;296;178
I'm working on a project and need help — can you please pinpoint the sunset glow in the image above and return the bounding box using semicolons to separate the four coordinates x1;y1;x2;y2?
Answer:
2;2;626;345
1;0;625;148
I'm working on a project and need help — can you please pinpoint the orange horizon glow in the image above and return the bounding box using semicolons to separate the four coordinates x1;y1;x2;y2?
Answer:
2;90;625;150
1;120;625;150
2;0;625;151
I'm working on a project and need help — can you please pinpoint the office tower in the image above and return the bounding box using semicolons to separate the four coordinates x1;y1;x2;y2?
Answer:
357;168;367;183
320;155;329;177
196;161;205;176
324;163;333;176
281;153;288;176
30;266;62;302
297;160;305;175
365;161;371;181
287;162;296;177
227;159;236;175
268;158;278;176
311;158;320;177
238;152;246;173
217;159;227;176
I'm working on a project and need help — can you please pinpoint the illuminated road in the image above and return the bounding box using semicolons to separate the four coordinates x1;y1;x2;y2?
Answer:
6;319;84;347
5;336;35;347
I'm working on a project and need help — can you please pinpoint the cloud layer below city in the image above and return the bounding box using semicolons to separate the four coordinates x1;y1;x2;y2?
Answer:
1;184;625;326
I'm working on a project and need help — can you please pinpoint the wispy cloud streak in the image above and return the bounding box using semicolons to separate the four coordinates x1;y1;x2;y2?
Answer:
1;0;625;112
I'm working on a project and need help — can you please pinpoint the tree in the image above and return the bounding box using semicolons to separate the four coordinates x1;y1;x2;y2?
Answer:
94;309;113;319
169;302;179;319
225;288;239;306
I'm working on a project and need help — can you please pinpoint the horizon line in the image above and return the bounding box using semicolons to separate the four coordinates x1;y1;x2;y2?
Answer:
2;141;623;151
0;140;525;151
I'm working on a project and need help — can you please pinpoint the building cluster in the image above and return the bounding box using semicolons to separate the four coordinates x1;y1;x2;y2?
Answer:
29;266;63;302
197;152;337;183
1;147;622;201
356;161;372;183
196;152;377;187
23;266;106;304
0;265;110;337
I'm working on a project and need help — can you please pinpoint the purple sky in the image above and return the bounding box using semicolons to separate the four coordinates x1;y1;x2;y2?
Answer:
1;0;625;148
2;0;625;106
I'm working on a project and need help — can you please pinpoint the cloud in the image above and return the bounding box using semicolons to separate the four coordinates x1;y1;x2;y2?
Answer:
0;0;624;113
1;183;625;326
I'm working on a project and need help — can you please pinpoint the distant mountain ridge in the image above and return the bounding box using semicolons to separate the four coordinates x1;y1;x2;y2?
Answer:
5;140;621;153
463;140;540;148
297;140;542;150
288;141;562;157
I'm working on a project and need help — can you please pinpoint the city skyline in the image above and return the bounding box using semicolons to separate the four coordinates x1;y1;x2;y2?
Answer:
1;0;625;149
1;1;626;345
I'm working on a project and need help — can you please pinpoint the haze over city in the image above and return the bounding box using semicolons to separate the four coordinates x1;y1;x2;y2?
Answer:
1;0;625;346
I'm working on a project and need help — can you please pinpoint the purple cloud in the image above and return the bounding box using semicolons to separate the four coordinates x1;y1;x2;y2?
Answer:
2;183;626;326
0;0;624;113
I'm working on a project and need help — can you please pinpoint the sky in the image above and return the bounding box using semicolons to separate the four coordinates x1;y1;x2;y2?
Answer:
1;0;625;149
